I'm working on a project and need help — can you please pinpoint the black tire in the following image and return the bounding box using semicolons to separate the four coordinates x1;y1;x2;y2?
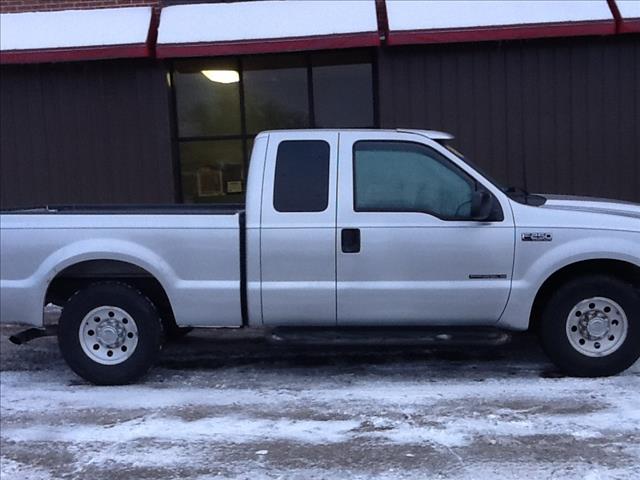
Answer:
58;282;163;385
539;275;640;377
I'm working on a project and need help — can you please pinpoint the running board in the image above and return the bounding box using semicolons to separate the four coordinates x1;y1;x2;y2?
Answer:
268;327;511;347
9;326;57;345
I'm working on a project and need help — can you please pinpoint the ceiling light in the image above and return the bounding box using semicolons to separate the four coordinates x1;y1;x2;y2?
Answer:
201;70;240;84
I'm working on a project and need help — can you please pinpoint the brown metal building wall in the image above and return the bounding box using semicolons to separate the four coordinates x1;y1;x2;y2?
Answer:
378;35;640;203
0;60;176;208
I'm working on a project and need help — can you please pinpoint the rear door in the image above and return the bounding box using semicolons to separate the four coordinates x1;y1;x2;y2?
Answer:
336;131;515;325
260;132;338;326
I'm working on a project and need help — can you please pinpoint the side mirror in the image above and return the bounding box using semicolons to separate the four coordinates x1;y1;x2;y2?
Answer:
470;190;494;221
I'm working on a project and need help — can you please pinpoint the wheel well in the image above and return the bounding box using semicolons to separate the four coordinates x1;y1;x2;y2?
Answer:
529;259;640;332
46;260;177;327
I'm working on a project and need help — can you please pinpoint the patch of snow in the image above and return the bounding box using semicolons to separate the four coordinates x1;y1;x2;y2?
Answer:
0;7;152;52
386;0;613;32
2;369;639;451
617;0;640;19
157;1;378;45
453;462;640;480
2;415;361;445
0;458;52;480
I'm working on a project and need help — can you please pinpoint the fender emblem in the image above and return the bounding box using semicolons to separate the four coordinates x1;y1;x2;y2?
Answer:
522;232;553;242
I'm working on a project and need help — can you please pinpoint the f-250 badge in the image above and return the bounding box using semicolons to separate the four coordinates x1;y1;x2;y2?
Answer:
522;232;553;242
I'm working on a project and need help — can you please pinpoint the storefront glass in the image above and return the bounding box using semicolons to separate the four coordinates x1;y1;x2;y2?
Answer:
172;50;375;203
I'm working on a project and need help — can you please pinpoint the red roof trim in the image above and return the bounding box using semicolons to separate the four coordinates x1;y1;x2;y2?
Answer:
619;19;640;33
386;21;616;46
0;44;152;64
156;32;381;58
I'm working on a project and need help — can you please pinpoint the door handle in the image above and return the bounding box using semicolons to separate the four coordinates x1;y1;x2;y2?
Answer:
341;228;361;253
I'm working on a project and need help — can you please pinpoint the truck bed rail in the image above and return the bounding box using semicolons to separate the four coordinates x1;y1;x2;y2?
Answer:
1;204;245;215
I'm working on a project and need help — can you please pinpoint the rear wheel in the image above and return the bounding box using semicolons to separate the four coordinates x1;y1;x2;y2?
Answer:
58;282;163;385
539;275;640;377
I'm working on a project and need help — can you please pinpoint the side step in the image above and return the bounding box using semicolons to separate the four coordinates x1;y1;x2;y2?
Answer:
268;327;511;347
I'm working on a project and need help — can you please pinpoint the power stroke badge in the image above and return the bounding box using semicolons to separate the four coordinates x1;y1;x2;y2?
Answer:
522;232;553;242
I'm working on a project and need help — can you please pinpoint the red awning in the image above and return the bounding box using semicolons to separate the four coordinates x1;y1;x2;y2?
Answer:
385;0;617;46
156;1;380;59
0;7;153;64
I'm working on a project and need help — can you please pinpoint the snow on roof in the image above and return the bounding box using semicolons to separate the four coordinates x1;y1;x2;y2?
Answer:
617;0;640;19
0;7;152;52
157;0;379;45
616;0;640;33
386;0;614;32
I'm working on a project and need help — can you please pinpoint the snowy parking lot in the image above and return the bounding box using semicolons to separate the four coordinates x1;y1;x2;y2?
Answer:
1;325;639;480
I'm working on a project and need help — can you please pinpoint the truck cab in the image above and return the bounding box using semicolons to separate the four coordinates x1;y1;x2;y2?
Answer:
247;130;514;328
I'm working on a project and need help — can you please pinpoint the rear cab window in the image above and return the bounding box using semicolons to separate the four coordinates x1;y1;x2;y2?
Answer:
273;140;330;213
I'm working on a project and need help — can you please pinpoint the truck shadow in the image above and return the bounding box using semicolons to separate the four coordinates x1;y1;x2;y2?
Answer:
157;330;564;379
1;326;571;381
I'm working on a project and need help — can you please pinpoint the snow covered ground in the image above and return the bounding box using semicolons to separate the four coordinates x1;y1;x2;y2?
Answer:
1;325;639;479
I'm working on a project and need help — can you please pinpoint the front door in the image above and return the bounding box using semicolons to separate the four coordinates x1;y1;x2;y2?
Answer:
336;132;515;326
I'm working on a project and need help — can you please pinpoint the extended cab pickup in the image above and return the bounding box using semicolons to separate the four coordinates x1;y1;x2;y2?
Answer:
1;129;639;384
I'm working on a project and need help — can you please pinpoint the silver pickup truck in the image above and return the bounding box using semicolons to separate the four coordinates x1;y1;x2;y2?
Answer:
1;129;639;384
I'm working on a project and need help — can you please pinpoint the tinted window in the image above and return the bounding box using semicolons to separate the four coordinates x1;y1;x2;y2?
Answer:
354;141;475;219
244;55;309;134
274;141;330;212
173;60;242;137
179;140;244;204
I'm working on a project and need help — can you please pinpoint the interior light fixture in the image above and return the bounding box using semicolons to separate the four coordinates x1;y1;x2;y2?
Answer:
201;70;240;84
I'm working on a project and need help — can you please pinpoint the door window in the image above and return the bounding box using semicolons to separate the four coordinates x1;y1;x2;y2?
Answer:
353;141;475;219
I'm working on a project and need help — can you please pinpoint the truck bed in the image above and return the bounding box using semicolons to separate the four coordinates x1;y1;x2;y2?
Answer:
0;207;244;328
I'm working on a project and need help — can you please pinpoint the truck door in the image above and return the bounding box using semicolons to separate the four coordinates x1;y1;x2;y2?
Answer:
336;131;515;326
260;132;338;326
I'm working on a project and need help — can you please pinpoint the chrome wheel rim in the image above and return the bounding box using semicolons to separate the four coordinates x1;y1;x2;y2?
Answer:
566;297;628;357
79;306;138;365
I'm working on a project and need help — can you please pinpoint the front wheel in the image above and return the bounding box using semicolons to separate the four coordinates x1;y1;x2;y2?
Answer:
539;275;640;377
58;283;163;385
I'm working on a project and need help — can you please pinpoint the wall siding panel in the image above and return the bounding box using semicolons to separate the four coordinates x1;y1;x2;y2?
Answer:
378;35;640;203
0;60;175;208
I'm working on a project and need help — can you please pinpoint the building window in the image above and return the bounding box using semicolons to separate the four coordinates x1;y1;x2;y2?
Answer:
172;50;375;203
179;140;244;204
173;59;242;138
244;55;310;135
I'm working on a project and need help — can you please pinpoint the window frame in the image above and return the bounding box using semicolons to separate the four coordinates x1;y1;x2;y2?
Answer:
352;140;498;222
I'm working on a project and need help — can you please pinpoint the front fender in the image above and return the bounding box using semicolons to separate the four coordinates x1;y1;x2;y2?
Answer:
498;230;640;331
